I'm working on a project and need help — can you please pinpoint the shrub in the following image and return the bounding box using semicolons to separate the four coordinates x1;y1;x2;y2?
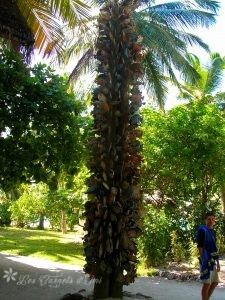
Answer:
170;231;186;263
0;201;11;226
138;205;172;266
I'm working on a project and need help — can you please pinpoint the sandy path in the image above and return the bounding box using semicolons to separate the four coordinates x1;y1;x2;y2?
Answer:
0;253;224;300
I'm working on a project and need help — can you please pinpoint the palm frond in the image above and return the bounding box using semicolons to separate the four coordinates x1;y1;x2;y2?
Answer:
179;52;225;102
186;53;201;70
142;2;217;30
17;0;93;56
17;0;65;56
176;32;209;51
53;19;96;65
133;12;185;54
91;0;107;6
46;0;92;27
214;92;225;102
143;0;220;14
143;52;169;110
134;12;200;84
178;85;197;101
133;9;210;56
68;47;94;83
203;53;225;94
194;0;220;13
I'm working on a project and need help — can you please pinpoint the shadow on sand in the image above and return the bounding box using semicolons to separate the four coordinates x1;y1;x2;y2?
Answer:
0;252;92;300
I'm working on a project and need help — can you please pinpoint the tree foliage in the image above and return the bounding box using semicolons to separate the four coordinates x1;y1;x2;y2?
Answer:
8;165;89;230
0;190;11;226
0;48;89;191
140;101;225;255
141;102;225;204
46;165;89;231
9;182;48;227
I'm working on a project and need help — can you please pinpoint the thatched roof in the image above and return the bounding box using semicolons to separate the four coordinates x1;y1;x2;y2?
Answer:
0;0;34;55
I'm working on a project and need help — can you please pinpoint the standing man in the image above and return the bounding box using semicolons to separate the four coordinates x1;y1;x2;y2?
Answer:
196;212;220;300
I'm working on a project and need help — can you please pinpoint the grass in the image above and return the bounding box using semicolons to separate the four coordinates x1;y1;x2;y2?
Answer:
0;227;85;267
0;227;152;275
137;261;157;277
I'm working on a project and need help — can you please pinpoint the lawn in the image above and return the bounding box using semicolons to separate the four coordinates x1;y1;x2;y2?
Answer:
0;227;150;275
0;227;85;267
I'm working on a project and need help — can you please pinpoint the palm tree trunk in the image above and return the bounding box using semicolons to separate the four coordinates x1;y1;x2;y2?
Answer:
84;1;143;298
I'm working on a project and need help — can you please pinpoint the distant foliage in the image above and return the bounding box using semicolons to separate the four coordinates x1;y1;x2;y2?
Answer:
9;183;48;227
170;231;186;263
45;165;89;230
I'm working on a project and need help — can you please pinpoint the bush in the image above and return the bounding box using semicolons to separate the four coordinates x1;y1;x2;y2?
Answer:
138;205;172;266
170;231;186;263
0;201;11;226
188;239;200;268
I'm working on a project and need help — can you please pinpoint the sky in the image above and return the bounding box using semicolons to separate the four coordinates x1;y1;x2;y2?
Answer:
190;2;225;58
165;1;225;109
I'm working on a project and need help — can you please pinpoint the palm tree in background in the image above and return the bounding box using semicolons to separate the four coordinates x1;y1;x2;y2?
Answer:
179;52;225;103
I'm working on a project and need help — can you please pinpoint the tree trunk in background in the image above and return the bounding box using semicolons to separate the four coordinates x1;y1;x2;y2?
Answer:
220;184;225;215
83;1;143;298
38;213;45;230
61;210;67;234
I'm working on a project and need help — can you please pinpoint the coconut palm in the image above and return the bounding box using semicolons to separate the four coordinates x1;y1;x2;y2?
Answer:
179;52;225;103
82;1;220;299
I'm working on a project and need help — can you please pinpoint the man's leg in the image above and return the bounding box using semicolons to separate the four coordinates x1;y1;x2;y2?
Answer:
202;283;210;300
208;266;219;298
208;282;218;298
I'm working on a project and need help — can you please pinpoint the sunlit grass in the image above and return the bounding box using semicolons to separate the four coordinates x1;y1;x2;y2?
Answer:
0;227;85;267
0;227;152;275
137;260;157;277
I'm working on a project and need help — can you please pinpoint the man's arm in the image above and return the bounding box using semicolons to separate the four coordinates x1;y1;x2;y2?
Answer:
216;259;220;272
198;246;203;262
213;229;220;271
197;228;204;263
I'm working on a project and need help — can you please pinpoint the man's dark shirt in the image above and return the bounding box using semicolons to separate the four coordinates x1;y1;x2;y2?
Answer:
197;227;216;248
